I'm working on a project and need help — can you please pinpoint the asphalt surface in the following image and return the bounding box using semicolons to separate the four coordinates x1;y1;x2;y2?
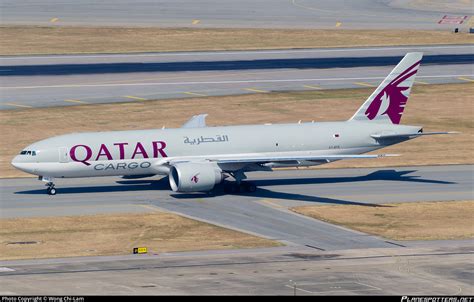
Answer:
1;0;473;29
1;243;472;295
1;165;472;249
1;45;473;109
1;165;472;294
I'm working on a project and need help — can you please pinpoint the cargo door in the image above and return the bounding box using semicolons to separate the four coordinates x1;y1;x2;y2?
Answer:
59;147;69;163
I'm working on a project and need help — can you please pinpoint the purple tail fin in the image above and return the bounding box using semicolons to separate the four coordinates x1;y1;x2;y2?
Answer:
350;52;423;124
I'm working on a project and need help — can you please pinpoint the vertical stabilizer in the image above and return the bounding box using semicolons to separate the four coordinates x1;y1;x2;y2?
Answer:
349;52;423;124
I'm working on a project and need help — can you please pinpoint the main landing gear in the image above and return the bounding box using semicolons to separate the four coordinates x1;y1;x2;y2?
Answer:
224;171;257;193
223;181;257;194
39;176;57;195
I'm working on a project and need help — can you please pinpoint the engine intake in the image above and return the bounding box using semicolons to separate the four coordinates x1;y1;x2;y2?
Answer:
169;162;223;192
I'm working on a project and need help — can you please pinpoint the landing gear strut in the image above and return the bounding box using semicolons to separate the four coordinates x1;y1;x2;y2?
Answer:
225;171;257;193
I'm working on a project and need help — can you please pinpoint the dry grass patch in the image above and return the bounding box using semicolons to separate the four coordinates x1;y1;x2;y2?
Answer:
0;26;472;55
292;200;474;241
0;212;280;260
1;83;472;178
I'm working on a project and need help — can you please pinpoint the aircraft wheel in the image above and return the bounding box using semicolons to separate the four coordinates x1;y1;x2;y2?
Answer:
246;183;257;192
48;187;57;195
239;183;248;193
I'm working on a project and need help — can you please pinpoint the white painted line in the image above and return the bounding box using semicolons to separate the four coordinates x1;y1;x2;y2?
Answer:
285;284;315;294
1;74;470;90
0;45;471;60
0;267;15;272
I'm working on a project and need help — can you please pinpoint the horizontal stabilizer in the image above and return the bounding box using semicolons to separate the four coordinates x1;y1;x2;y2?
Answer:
371;131;459;139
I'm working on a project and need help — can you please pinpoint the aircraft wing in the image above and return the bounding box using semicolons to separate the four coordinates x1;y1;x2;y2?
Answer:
212;153;397;164
181;114;208;128
166;151;398;166
371;131;459;139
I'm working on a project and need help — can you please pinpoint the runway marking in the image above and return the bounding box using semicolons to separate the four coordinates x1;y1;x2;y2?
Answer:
0;267;15;272
285;284;314;294
303;85;322;90
285;282;382;294
192;19;200;25
137;204;162;212
183;91;208;97
458;77;474;83
353;82;375;87
4;103;33;108
415;80;429;85
335;22;342;27
2;74;471;90
64;99;89;104
64;68;317;87
244;88;269;93
124;95;147;101
1;45;470;60
50;17;59;23
291;0;378;18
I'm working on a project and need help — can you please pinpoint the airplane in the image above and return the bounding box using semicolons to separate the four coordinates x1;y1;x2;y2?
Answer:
11;52;455;195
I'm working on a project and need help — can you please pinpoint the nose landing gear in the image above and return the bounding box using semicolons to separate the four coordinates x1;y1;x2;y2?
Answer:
39;176;57;195
46;183;57;195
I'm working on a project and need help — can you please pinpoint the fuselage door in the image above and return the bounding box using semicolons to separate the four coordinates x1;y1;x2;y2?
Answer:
59;147;69;163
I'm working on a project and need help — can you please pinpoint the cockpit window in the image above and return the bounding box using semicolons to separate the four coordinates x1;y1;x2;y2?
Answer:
19;150;37;156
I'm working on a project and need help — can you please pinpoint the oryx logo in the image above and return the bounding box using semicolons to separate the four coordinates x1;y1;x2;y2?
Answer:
191;173;200;183
365;60;421;124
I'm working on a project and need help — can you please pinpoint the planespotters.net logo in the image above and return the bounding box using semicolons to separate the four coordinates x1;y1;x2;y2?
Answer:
401;297;473;302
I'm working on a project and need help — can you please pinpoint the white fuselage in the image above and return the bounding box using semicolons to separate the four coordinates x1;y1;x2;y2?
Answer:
11;120;420;178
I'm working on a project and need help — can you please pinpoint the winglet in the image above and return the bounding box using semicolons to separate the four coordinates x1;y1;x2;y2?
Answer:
181;114;208;128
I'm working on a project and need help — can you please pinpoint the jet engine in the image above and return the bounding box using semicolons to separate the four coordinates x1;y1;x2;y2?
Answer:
169;162;224;192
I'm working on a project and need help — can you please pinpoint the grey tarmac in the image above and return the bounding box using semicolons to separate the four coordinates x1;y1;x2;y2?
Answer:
0;242;472;295
1;165;473;249
1;164;472;295
1;45;473;110
1;0;473;29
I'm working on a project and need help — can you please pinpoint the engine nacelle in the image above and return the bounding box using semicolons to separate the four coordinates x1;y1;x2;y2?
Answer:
169;162;223;192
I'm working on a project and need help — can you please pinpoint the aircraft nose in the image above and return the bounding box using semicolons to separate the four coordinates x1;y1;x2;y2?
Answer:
11;155;32;173
11;155;20;169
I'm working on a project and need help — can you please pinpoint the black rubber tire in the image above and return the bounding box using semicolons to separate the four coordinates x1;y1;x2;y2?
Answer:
247;183;257;192
48;187;57;195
